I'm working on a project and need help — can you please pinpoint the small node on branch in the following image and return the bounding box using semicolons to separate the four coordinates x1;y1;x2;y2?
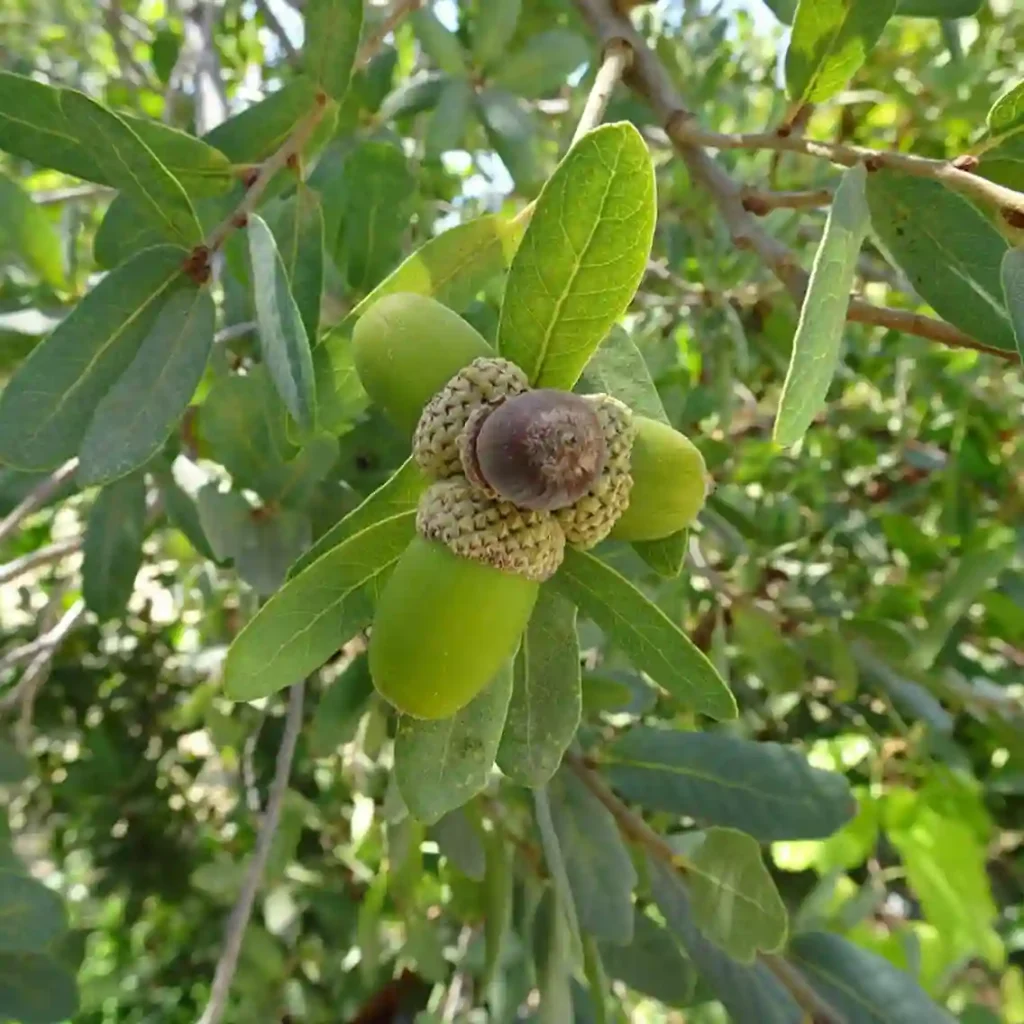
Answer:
1002;207;1024;230
864;155;884;172
952;154;980;173
741;192;771;216
286;152;301;173
602;36;634;70
232;213;249;230
314;89;330;107
664;109;695;143
182;246;212;285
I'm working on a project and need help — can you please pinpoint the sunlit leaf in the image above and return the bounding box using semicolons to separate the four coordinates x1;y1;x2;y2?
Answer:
774;162;869;447
473;0;522;70
786;0;899;105
304;0;363;101
223;513;415;700
411;8;467;75
0;174;64;289
498;123;656;389
491;30;590;98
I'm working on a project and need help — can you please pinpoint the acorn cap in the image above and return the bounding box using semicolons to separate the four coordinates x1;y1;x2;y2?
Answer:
413;357;530;480
556;394;637;549
416;477;566;582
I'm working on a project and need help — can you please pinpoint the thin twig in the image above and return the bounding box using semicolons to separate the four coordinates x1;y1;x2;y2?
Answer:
0;538;81;587
0;599;84;718
439;925;474;1022
572;37;633;146
356;0;424;69
203;96;329;251
740;186;834;215
674;121;1024;221
0;460;78;547
196;681;306;1024
564;753;845;1024
33;184;115;206
571;0;1018;363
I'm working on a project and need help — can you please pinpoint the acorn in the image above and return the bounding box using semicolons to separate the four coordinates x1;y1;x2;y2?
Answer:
460;389;608;511
352;293;495;434
609;416;708;541
369;534;541;719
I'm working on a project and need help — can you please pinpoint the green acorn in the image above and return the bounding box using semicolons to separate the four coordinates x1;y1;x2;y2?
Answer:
609;416;708;541
352;292;494;434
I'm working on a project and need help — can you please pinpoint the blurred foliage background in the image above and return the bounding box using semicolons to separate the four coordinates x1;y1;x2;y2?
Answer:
0;0;1022;1021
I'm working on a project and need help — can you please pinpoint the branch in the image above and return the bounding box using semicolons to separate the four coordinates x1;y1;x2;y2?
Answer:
740;186;834;216
202;94;329;252
0;460;78;547
571;37;633;146
565;753;846;1024
0;538;81;587
571;0;1018;363
356;0;424;69
196;681;305;1024
674;121;1024;223
0;598;84;749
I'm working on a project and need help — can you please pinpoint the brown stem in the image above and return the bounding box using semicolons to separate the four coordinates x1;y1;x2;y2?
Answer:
572;37;634;145
675;121;1024;222
740;186;834;216
571;0;1018;363
356;0;424;69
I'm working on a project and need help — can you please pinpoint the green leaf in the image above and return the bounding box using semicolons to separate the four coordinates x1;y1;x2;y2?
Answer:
197;488;311;596
60;90;201;244
535;887;574;1024
223;512;415;701
339;142;416;293
473;0;521;69
249;213;317;431
790;931;954;1023
679;828;787;963
497;589;581;788
0;952;79;1024
555;549;736;721
378;72;450;122
599;911;696;1007
0;245;186;470
155;466;217;561
774;162;869;447
270;184;325;344
78;287;215;485
0;71;104;181
886;798;1000;965
866;171;1016;352
1001;248;1024;361
411;8;467;75
123;116;233;196
0;743;29;786
0;872;66;952
308;652;374;756
786;0;899;105
497;123;656;389
491;30;590;98
304;0;364;101
431;808;486;881
395;660;513;824
476;88;540;191
647;854;802;1023
632;533;689;579
987;79;1024;139
731;603;807;693
82;473;147;621
316;213;524;432
604;726;855;842
93;194;171;270
548;769;636;943
288;458;426;579
0;174;64;289
897;0;981;16
203;78;320;163
425;77;473;161
578;326;669;425
763;0;797;21
912;540;1016;670
151;27;182;84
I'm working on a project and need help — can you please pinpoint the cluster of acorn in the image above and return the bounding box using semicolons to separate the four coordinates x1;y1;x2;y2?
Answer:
352;294;708;721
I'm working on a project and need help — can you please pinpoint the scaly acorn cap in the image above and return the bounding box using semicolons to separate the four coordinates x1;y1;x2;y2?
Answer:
556;394;637;549
413;357;530;480
416;477;566;582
